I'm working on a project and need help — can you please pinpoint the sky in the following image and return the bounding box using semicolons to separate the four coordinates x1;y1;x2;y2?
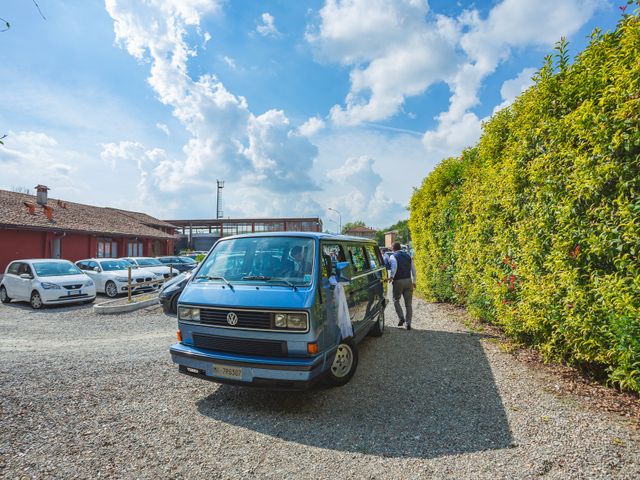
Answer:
0;0;623;230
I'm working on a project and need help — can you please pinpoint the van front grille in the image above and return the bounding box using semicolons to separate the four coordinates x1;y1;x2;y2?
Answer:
199;308;272;330
192;334;287;357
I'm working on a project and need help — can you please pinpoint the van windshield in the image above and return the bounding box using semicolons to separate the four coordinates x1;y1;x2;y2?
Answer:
195;237;315;286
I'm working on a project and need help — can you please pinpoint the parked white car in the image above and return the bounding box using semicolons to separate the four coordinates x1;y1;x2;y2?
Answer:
120;257;178;279
75;259;160;298
0;259;96;309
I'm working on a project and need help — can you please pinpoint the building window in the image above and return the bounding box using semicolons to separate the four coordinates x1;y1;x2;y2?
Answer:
98;238;118;258
127;240;144;257
237;223;252;234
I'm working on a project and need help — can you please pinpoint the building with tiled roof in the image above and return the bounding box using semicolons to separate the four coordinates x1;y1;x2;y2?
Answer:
343;226;377;239
0;186;176;271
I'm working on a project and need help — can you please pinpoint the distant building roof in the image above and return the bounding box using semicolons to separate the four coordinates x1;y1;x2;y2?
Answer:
344;226;377;233
106;208;178;229
0;189;175;239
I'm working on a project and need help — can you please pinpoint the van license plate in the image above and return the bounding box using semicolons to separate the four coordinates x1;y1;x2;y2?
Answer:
213;365;242;379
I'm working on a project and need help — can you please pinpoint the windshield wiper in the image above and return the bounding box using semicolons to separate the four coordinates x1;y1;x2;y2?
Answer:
194;275;233;289
242;275;297;290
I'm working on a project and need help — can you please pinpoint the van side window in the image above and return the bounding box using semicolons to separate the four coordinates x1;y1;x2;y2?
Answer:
365;245;382;269
7;262;20;275
321;243;347;278
346;245;369;272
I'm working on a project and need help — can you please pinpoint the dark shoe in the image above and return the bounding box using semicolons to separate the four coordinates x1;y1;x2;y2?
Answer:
397;320;405;327
406;325;412;331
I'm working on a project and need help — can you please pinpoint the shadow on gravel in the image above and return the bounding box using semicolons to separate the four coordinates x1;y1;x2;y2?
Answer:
196;328;514;459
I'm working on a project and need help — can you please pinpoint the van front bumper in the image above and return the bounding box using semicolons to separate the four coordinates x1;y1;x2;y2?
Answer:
170;342;329;389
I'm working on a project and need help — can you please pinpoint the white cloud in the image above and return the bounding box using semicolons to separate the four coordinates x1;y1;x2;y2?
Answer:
422;0;600;161
308;0;600;161
326;156;406;227
0;131;76;190
256;12;280;38
493;67;537;113
104;1;321;219
223;55;237;70
298;116;325;137
308;0;460;125
156;123;170;135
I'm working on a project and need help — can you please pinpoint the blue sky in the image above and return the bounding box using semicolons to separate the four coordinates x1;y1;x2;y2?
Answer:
0;0;622;229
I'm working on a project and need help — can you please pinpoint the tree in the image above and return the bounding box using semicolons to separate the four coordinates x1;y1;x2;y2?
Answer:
375;219;410;245
341;220;366;234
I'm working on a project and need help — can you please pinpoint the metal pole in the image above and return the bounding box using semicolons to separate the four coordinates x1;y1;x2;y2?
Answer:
127;266;132;303
216;180;225;219
328;208;342;234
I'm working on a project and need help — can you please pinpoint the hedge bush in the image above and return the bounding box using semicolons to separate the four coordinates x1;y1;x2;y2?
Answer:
409;10;640;393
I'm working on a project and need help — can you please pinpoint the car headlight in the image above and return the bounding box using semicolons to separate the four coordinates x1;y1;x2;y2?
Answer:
115;276;129;282
84;279;94;287
40;282;62;290
178;307;200;321
273;312;308;330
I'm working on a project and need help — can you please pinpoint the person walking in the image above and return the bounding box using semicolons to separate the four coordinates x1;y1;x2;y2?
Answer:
388;241;416;330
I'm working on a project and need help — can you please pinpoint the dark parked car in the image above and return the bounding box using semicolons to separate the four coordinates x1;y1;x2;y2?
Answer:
159;271;193;314
157;256;198;273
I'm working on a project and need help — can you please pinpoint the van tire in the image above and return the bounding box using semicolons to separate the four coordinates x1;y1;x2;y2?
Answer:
326;339;358;387
0;286;11;303
368;309;385;337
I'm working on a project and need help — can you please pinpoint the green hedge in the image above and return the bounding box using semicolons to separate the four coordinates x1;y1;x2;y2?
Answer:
409;11;640;393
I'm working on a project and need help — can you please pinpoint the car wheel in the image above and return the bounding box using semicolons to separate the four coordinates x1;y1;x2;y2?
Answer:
0;286;11;303
30;291;44;310
170;294;179;314
326;338;359;387
105;281;118;298
368;309;385;337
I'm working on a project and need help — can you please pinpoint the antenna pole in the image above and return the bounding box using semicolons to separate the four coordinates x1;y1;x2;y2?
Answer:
216;180;224;219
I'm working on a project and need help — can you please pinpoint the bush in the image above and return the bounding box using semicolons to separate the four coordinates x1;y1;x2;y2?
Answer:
409;10;640;393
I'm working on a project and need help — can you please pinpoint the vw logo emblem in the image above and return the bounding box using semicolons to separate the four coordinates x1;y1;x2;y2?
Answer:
226;312;238;326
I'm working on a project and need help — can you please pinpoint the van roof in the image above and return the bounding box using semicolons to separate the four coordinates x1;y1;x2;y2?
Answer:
219;232;378;243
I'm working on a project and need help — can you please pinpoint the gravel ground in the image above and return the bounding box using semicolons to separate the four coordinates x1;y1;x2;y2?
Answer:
1;296;639;479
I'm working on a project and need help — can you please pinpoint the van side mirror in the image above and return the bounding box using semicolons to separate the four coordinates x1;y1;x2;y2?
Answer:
335;261;350;282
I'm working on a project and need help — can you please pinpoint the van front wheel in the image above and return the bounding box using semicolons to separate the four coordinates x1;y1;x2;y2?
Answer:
327;339;358;387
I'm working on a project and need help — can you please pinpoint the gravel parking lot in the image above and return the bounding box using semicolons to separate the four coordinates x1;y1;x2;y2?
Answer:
1;297;639;479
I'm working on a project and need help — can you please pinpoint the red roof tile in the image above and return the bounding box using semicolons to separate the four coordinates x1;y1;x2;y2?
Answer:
0;189;175;239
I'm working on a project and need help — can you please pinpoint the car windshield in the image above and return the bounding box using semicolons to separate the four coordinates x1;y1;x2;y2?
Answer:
33;261;83;277
178;257;196;264
122;259;136;265
158;257;177;264
100;260;132;271
137;258;163;266
195;236;315;286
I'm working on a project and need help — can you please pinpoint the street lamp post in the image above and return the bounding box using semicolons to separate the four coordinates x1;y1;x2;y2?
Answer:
327;208;342;234
328;219;339;235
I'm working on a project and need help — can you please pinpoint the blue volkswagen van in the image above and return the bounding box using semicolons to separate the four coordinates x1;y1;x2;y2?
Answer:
169;233;387;388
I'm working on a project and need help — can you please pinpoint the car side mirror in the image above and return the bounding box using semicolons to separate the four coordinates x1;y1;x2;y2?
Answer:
93;267;100;272
19;273;32;279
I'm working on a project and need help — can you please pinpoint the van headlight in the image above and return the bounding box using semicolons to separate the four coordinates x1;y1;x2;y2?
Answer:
273;312;308;330
179;307;200;321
